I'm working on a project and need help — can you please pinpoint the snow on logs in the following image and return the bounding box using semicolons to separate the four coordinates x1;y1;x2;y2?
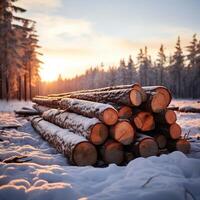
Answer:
31;117;97;166
42;109;108;145
31;84;190;166
60;98;118;125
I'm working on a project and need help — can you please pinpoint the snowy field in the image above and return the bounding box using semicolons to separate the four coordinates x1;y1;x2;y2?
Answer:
0;100;200;200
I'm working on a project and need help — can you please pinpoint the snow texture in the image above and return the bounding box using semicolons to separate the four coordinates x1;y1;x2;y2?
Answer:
0;100;200;200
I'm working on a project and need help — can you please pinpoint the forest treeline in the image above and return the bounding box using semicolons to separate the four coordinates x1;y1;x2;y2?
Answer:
0;0;41;100
41;35;200;98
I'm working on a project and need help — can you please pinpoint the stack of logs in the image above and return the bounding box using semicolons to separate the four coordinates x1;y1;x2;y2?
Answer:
31;83;191;166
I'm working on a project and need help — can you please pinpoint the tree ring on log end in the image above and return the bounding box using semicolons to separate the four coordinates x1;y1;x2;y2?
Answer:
130;89;142;106
104;142;124;164
156;88;171;107
169;123;181;139
118;106;132;119
102;108;118;125
151;93;166;113
73;142;97;166
139;138;158;157
165;110;177;124
114;121;135;145
90;123;108;145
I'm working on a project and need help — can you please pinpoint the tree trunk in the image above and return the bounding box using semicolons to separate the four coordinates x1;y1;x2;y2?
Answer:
110;120;135;145
18;76;22;101
24;74;27;101
31;117;97;166
100;139;124;165
60;98;118;125
65;88;142;107
42;109;108;145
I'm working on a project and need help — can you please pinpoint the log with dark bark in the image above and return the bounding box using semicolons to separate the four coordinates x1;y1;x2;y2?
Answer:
154;109;177;125
154;134;167;149
142;86;172;108
157;123;182;139
100;140;124;165
110;120;135;145
60;98;118;125
179;106;200;113
48;83;147;102
31;117;97;166
128;134;159;158
132;111;155;131
42;109;108;145
65;88;142;107
14;109;39;116
167;138;191;154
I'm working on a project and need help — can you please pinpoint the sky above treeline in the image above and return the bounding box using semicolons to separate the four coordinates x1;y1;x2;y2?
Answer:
16;0;200;81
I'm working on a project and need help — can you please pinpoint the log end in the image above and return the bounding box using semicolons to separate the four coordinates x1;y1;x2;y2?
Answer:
114;121;135;145
73;142;97;166
90;123;108;145
103;141;124;165
176;139;191;154
155;134;167;149
130;89;142;106
118;106;133;119
103;108;118;125
139;138;158;157
169;123;182;139
151;93;167;113
165;110;177;124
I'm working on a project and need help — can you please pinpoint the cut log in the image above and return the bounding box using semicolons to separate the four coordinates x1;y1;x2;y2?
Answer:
167;139;191;154
154;109;177;125
14;109;39;116
132;111;155;131
32;104;51;114
42;109;108;145
110;120;135;145
60;98;118;125
139;92;167;113
154;134;167;149
48;83;147;102
65;88;142;107
179;106;200;113
118;106;133;119
158;123;182;139
142;86;172;108
31;117;97;166
100;140;124;165
32;97;60;108
130;134;159;157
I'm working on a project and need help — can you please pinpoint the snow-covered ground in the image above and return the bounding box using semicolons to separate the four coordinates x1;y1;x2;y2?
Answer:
0;100;200;200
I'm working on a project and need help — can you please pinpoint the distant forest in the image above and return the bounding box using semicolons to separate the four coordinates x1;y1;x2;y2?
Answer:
41;35;200;98
0;0;41;100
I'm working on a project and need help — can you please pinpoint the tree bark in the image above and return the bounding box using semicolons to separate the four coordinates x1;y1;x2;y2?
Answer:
42;109;108;145
31;117;97;166
60;98;118;125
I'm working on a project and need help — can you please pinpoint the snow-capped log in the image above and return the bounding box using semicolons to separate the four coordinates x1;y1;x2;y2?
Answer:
153;109;177;125
32;97;60;108
32;104;51;114
167;138;191;154
42;109;108;145
127;134;159;158
139;91;169;113
60;98;118;125
157;123;182;140
31;117;97;166
110;120;135;145
65;88;142;107
131;110;155;131
48;83;147;102
100;140;124;165
142;86;172;108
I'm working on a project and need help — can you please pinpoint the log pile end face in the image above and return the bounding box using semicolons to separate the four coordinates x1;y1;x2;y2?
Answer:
165;110;177;124
176;139;191;154
102;108;118;125
130;89;142;106
169;123;182;139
